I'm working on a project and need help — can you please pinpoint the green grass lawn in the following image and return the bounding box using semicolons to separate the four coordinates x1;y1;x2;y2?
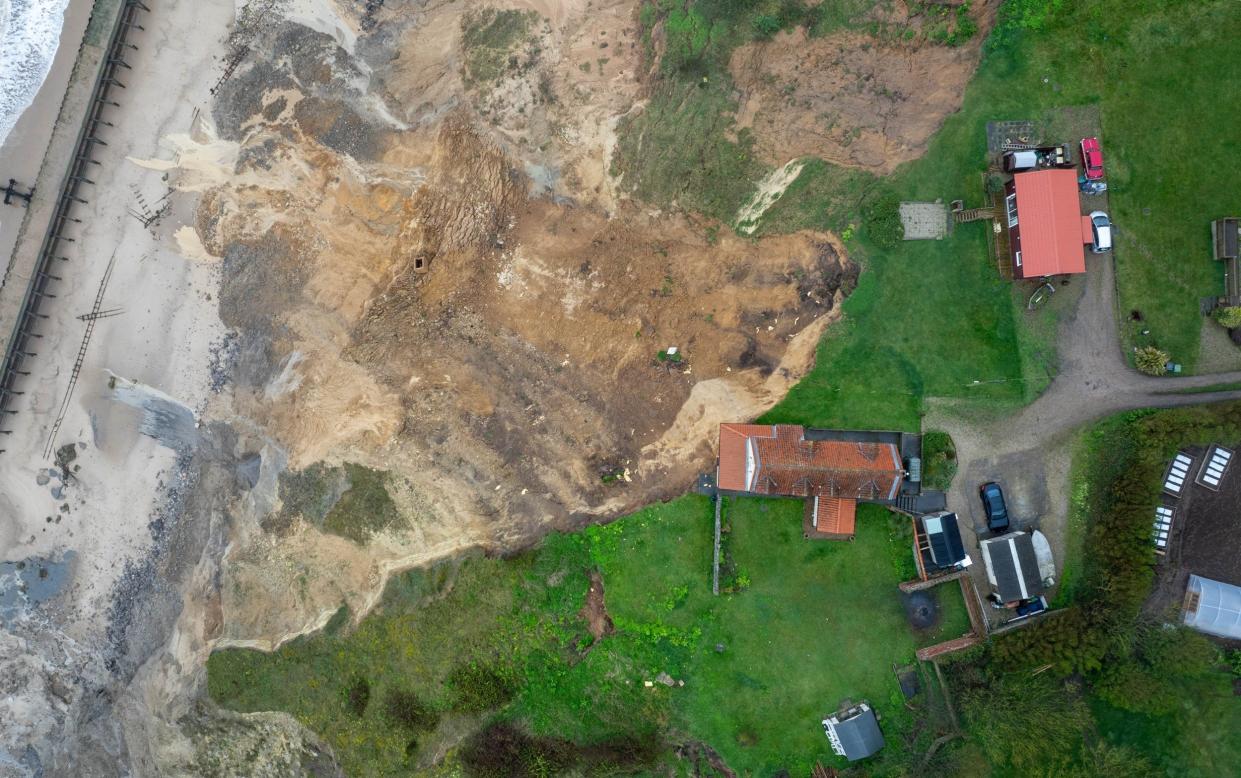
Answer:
208;497;956;775
916;581;974;649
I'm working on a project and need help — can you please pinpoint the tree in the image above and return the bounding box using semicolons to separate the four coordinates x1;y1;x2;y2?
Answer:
1135;346;1169;375
961;673;1092;770
1095;659;1179;715
1212;305;1241;328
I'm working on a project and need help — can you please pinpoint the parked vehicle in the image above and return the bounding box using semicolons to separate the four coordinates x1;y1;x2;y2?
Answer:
1002;150;1038;173
1013;596;1049;620
1088;210;1113;253
1002;144;1073;173
1080;136;1104;180
979;482;1010;533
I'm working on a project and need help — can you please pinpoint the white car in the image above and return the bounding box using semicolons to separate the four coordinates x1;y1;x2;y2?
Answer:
1089;211;1112;253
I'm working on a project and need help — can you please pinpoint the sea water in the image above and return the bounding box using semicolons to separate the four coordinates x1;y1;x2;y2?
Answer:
0;0;71;147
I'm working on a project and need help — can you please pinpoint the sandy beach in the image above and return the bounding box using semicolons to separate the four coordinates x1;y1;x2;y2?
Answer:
0;0;238;771
0;0;92;286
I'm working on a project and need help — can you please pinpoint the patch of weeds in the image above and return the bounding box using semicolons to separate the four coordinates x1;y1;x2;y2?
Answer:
449;664;517;714
272;462;349;534
344;676;371;717
656;350;683;363
322;464;405;544
382;688;439;732
612;78;765;223
461;8;539;87
716;499;750;594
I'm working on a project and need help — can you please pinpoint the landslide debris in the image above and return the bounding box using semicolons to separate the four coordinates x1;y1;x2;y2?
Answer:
177;7;859;644
730;1;1000;171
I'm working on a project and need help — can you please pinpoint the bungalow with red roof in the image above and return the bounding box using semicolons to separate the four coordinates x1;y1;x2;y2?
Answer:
717;424;906;540
1003;168;1092;279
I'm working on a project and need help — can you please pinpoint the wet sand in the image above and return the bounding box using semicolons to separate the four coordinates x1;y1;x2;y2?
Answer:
0;0;94;282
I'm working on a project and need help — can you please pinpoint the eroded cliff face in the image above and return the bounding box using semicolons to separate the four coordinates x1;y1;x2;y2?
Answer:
0;0;1007;773
161;0;859;648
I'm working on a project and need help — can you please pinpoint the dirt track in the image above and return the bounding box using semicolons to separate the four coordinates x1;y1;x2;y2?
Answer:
928;251;1241;596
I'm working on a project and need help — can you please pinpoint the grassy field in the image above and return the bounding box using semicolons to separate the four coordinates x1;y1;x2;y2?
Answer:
209;498;966;775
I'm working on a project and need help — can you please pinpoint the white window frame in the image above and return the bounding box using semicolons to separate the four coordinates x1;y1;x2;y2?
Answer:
1006;193;1018;227
1015;250;1022;268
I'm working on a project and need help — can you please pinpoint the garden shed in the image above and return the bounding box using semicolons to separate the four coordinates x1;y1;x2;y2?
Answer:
822;702;885;762
980;531;1047;604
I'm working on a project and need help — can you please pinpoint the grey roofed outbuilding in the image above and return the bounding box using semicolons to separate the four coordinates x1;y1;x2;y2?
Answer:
980;532;1046;603
823;704;885;761
922;512;967;569
1183;575;1241;640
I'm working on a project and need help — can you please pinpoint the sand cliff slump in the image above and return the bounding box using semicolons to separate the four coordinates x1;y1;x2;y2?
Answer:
179;8;857;643
730;0;1000;172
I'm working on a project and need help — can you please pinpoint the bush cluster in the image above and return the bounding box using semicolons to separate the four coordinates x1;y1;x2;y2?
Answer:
1211;305;1241;329
920;430;957;491
382;688;439;732
460;723;662;778
862;189;904;249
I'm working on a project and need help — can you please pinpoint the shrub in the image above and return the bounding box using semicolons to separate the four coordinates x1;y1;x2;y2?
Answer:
1211;305;1241;328
1135;346;1169;375
960;673;1092;770
921;430;957;491
382;689;438;731
459;723;575;778
1094;660;1180;715
344;676;370;717
862;189;903;250
449;664;516;714
752;14;781;38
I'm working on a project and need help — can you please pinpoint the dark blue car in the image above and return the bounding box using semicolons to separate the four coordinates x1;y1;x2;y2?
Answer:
979;482;1010;533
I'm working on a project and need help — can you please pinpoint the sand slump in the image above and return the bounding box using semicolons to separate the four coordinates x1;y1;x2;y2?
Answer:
175;12;858;644
730;1;1000;172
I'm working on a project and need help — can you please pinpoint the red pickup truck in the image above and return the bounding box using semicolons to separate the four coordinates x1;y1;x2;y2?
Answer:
1080;137;1104;180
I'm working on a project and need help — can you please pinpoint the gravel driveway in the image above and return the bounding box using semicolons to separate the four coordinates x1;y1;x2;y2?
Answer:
924;254;1241;610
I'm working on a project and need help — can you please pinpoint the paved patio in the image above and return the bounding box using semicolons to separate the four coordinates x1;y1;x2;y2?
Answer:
899;201;949;240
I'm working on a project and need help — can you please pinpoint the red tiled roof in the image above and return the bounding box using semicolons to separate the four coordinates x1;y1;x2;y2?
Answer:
717;423;775;491
813;497;857;536
1013;169;1086;277
716;424;903;500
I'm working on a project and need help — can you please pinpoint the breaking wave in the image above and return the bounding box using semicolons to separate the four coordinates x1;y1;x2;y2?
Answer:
0;0;71;146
